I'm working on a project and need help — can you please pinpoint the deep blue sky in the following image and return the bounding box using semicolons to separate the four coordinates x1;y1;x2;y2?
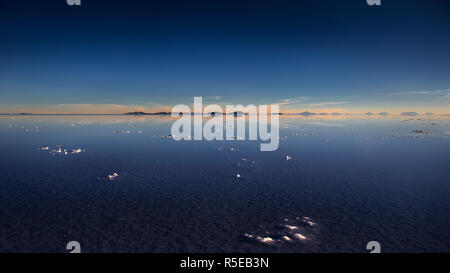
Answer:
1;0;450;113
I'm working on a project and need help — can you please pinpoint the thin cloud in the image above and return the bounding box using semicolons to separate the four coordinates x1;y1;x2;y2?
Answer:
390;88;450;96
303;101;348;107
27;103;171;114
205;96;222;100
274;97;306;106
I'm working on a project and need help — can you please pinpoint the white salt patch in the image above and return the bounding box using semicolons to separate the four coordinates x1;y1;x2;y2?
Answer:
294;233;306;240
285;225;298;230
256;236;274;244
108;173;119;180
302;217;315;226
71;149;83;154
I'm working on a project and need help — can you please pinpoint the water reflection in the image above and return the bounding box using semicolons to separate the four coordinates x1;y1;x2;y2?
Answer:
0;115;449;252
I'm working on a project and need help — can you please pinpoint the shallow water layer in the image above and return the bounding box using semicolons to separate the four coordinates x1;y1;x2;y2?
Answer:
0;115;449;253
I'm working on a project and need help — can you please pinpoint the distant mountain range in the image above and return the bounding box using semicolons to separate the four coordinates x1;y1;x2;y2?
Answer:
124;111;171;115
123;111;343;116
0;111;435;116
123;111;283;116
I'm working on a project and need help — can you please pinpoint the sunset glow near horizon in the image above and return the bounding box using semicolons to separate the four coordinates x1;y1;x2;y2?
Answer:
1;0;449;115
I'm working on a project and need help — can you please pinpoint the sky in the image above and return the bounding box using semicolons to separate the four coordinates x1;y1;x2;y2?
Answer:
0;0;450;114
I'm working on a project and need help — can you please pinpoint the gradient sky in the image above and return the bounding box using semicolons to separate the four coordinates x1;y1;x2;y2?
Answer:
1;0;450;114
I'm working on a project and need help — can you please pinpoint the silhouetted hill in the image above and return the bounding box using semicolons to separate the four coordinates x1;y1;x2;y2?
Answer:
124;111;171;115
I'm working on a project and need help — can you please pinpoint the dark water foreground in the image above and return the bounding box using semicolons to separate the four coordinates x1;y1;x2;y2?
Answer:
0;115;449;253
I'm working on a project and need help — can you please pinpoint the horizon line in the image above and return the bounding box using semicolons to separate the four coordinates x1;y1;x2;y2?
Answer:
1;112;449;117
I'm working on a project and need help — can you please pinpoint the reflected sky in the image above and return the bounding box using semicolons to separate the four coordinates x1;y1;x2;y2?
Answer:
0;116;449;252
